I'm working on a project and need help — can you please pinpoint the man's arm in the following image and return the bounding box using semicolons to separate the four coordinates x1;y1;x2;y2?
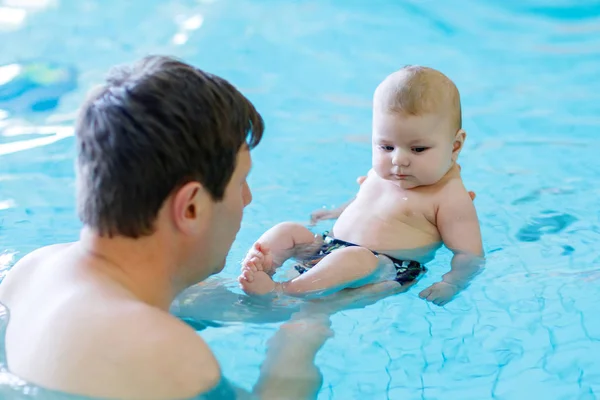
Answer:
419;182;485;306
180;280;402;399
252;281;402;399
252;312;332;399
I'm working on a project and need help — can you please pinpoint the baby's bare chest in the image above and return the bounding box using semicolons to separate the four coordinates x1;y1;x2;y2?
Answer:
356;182;437;224
335;182;441;249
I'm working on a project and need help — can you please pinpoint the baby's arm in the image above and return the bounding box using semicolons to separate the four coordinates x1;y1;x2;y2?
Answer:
309;171;370;225
419;180;484;306
309;199;353;225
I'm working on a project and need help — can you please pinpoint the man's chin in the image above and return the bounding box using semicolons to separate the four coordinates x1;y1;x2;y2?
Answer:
213;260;226;275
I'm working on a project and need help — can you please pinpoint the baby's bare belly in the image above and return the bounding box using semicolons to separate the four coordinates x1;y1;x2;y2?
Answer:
331;210;442;264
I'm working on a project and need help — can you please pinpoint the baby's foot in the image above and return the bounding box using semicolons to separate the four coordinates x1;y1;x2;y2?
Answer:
242;242;275;276
238;270;277;295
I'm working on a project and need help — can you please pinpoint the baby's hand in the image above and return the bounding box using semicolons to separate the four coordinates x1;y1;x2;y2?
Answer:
418;281;460;306
310;175;367;226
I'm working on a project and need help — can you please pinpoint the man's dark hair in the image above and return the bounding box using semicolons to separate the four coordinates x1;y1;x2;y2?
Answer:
75;55;264;238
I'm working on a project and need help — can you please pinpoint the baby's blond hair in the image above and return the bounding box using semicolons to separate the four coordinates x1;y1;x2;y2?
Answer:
374;66;462;132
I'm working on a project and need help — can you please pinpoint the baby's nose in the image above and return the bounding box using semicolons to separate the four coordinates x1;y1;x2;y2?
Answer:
392;150;410;166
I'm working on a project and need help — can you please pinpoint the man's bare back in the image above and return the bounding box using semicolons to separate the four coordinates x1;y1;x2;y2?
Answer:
0;243;220;399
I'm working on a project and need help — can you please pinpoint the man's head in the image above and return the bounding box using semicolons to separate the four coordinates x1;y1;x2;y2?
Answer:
75;55;263;279
371;65;465;189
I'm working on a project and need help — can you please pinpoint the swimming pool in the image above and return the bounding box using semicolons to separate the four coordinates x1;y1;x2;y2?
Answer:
1;0;599;398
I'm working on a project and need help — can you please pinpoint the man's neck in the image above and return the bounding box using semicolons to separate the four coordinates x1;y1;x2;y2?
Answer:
78;227;178;310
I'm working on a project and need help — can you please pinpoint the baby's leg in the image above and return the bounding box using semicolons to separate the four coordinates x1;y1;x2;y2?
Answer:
284;247;383;295
240;246;384;297
242;222;318;277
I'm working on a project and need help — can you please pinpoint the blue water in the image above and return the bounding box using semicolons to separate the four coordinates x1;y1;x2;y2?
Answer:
1;0;600;398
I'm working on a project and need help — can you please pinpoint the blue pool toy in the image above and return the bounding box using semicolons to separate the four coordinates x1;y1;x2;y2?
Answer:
0;61;77;114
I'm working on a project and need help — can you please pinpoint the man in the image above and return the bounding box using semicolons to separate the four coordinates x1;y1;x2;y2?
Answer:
0;55;402;400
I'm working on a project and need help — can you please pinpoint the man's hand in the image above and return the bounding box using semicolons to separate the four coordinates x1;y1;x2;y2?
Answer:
457;164;476;200
418;281;460;306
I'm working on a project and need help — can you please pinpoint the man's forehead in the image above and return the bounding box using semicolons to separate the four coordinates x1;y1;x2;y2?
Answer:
236;147;252;171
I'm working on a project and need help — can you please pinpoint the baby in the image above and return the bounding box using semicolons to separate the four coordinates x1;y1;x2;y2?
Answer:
238;66;484;306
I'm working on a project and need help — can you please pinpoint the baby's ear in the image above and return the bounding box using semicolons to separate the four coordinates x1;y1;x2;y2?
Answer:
452;129;467;155
452;129;466;160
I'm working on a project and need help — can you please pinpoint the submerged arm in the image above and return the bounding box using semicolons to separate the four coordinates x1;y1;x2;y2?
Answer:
252;281;402;399
252;312;332;399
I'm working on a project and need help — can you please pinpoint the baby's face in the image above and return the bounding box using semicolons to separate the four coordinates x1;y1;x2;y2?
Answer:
371;111;460;189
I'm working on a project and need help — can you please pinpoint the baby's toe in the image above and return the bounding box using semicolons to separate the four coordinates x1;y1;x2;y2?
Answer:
241;269;254;282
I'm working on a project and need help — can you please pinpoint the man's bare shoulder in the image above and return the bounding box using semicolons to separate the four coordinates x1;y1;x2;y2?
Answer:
107;303;222;399
2;244;223;399
0;243;73;300
13;243;73;267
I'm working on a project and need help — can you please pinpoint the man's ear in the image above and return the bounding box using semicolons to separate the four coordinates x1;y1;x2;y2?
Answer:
171;181;211;235
452;129;466;162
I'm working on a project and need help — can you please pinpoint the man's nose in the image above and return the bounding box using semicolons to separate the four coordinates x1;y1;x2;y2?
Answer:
243;183;252;206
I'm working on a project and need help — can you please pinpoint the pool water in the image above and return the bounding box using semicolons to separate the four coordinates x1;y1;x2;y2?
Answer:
1;0;600;399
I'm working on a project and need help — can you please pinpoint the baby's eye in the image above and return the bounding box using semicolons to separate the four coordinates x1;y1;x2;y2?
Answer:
379;145;394;152
412;147;428;153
